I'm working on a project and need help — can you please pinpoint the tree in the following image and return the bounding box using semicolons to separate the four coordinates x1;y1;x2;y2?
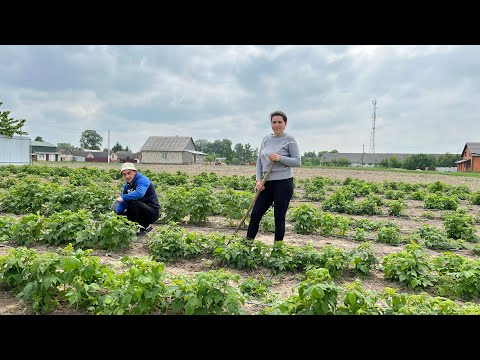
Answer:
233;143;257;164
389;156;402;168
303;151;317;158
125;146;130;152
57;142;75;150
112;141;123;153
34;136;43;141
436;153;462;167
80;130;103;150
403;154;437;170
211;139;235;161
195;139;212;154
0;101;28;137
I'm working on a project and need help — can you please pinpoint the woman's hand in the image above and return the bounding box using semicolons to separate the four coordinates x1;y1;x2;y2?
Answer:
256;180;265;191
268;153;281;162
116;197;124;202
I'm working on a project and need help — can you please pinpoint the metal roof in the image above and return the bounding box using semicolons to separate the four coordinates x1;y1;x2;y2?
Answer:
185;149;207;155
31;141;56;147
466;142;480;156
140;136;194;151
32;151;61;155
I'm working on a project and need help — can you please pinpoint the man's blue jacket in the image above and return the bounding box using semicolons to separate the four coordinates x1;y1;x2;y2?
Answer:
115;171;160;214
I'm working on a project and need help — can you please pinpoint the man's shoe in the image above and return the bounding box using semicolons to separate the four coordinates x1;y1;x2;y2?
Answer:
143;225;154;234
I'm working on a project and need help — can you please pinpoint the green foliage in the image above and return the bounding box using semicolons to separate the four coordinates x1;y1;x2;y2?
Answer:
239;276;272;299
322;188;354;213
471;191;480;205
59;245;112;310
386;200;405;216
377;224;402;245
289;203;320;234
42;210;95;246
79;129;103;150
0;101;28;137
160;186;189;223
94;212;138;251
167;269;245;315
435;153;462;167
303;176;329;201
0;215;16;242
353;228;367;241
424;193;458;211
263;268;339;315
382;288;460;315
148;222;207;262
336;279;383;314
348;242;379;275
432;252;480;300
213;238;270;269
416;224;466;250
216;188;251;225
186;186;216;224
443;210;478;242
96;257;167;315
260;208;275;233
11;213;45;245
403;153;437;170
382;242;433;289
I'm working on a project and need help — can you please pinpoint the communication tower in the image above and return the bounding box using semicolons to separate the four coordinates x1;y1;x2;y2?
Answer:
369;99;377;154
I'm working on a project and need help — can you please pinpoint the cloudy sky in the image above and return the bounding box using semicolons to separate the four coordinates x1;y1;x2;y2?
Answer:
0;45;477;155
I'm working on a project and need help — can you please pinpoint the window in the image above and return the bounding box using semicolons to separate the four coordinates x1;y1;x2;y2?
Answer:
161;152;167;159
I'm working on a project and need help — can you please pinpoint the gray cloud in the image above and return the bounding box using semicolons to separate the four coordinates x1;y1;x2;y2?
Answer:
1;45;478;154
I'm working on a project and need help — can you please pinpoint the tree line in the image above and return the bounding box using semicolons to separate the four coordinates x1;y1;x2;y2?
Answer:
301;152;462;169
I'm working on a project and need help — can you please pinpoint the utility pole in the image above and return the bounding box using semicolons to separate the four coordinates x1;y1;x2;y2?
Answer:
107;130;110;164
362;144;365;166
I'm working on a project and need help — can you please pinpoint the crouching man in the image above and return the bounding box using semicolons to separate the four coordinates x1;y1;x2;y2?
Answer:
113;162;160;235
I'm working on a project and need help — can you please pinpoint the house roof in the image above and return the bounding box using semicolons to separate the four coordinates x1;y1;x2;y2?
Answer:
32;151;61;155
464;142;480;156
140;136;194;151
185;149;207;155
31;141;56;147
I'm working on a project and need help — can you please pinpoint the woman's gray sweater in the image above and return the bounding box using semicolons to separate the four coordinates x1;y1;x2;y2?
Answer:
256;133;301;181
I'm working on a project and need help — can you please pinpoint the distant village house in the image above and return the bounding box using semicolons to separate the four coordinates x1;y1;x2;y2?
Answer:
140;136;206;164
456;142;480;172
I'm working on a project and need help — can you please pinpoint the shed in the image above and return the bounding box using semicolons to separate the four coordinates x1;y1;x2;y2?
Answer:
0;135;31;165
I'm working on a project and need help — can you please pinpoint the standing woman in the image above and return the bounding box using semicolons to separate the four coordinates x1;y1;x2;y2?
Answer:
246;110;301;243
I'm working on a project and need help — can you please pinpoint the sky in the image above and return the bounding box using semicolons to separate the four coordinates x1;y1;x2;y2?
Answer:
0;45;478;155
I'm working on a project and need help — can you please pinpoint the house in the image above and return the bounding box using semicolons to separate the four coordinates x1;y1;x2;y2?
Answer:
59;148;115;162
455;142;480;172
140;136;207;164
114;150;141;163
31;140;61;162
0;135;31;165
58;148;85;162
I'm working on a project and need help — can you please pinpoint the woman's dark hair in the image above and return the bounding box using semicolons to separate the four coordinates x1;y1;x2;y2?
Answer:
270;110;287;123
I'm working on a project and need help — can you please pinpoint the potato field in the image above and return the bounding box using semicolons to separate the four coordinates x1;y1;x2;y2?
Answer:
1;163;480;315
